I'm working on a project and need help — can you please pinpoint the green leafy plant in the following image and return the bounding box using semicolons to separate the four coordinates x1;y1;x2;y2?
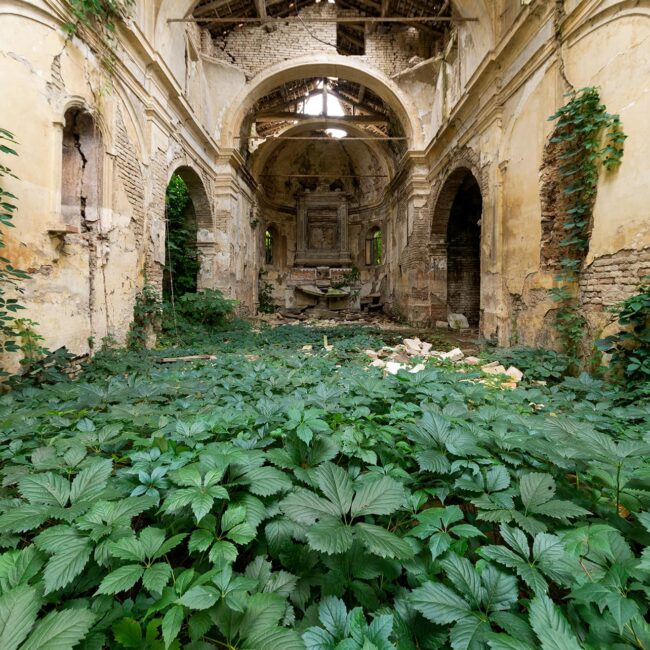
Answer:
175;289;236;326
597;277;650;383
547;88;626;369
258;272;277;314
127;283;162;349
0;129;32;372
64;0;135;69
163;175;199;300
0;321;649;649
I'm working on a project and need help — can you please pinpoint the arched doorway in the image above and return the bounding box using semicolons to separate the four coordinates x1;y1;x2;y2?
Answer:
446;173;482;325
431;167;482;326
163;167;212;300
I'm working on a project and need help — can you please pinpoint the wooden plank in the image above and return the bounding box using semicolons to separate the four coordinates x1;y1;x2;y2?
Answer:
255;113;388;124
253;0;267;19
171;15;475;24
158;355;217;363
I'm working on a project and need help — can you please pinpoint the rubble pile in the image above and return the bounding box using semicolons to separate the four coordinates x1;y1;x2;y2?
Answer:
361;337;525;388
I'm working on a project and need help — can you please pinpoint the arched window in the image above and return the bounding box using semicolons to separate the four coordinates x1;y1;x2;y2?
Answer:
61;107;102;226
264;229;274;265
366;227;383;266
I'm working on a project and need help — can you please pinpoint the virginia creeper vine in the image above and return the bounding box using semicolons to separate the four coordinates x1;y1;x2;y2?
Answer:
547;87;626;367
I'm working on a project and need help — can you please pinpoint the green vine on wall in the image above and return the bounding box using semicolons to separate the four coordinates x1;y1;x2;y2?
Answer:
127;284;162;350
64;0;134;67
547;87;626;367
0;128;32;374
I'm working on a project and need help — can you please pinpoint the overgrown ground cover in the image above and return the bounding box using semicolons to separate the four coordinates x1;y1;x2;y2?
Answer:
1;322;650;649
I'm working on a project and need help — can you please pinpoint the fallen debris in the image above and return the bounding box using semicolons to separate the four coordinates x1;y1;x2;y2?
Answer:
506;366;524;382
159;354;217;363
448;313;469;330
441;348;464;362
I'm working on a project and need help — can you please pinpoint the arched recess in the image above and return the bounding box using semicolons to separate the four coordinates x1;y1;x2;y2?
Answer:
262;224;286;268
61;106;103;227
431;166;483;326
220;55;424;150
164;165;214;297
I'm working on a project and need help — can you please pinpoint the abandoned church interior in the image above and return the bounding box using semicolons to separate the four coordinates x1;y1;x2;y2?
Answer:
1;0;649;357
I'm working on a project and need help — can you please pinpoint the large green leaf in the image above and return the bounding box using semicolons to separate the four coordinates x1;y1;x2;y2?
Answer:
350;477;405;518
35;526;92;594
0;584;40;650
20;609;95;650
480;565;517;613
69;459;112;504
245;625;306;650
441;554;484;609
528;595;581;650
244;466;293;496
303;626;335;650
318;596;347;637
96;564;144;595
19;474;70;507
519;474;555;512
281;489;340;525
410;581;472;624
162;606;184;649
0;546;45;593
450;616;490;650
142;562;172;593
42;540;91;594
177;585;219;610
0;505;51;533
240;592;287;641
354;522;414;559
306;517;353;555
315;463;353;516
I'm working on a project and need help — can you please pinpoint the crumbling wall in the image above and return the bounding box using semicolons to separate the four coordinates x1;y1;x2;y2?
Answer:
202;4;421;80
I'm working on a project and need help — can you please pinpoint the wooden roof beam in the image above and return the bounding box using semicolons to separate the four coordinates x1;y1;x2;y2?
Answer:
254;0;267;20
255;113;389;124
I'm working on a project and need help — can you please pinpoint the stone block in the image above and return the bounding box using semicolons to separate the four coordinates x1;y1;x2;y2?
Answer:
448;313;469;330
441;348;464;362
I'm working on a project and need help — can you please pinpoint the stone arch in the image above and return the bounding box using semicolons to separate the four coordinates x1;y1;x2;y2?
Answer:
163;165;215;296
429;152;485;325
170;165;213;231
220;55;424;150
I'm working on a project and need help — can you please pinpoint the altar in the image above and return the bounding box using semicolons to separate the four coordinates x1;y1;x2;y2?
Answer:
294;192;352;267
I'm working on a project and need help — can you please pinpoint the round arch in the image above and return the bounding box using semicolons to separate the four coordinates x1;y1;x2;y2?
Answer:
431;165;483;326
168;165;213;231
219;55;425;150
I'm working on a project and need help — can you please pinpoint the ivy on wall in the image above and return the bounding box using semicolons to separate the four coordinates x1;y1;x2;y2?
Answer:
0;129;32;373
64;0;135;67
547;87;626;367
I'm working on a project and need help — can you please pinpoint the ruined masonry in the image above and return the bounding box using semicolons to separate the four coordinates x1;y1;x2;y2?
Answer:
1;0;649;357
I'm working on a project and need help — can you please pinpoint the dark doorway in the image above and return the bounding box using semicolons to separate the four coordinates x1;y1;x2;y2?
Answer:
446;173;482;326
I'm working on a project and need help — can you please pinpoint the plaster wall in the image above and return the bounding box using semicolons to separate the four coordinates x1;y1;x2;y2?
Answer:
0;1;257;367
1;0;649;368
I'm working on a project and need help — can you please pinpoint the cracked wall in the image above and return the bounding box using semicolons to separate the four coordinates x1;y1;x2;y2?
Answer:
1;0;649;364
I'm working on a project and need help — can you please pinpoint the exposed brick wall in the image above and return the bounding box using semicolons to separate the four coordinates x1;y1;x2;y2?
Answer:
114;109;145;242
581;248;650;309
202;4;420;79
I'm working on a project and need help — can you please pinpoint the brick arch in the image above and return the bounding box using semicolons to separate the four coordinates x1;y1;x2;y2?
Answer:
430;148;484;241
171;165;213;231
428;155;484;325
